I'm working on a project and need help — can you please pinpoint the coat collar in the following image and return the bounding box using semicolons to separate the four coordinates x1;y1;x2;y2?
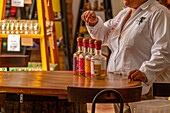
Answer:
140;0;155;10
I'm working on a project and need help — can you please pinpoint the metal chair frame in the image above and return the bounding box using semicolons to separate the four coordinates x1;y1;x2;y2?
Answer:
91;89;124;113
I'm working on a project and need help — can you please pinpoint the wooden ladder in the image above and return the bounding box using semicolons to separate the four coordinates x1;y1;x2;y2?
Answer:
0;0;60;71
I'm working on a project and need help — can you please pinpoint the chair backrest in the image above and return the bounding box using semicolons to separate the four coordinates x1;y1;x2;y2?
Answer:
91;89;124;113
153;83;170;97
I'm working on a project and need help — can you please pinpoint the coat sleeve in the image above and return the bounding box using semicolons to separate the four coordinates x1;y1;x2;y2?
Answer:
139;9;170;85
86;16;115;45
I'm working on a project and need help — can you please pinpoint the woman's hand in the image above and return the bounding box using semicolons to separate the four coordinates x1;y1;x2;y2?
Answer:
128;69;147;82
81;10;98;26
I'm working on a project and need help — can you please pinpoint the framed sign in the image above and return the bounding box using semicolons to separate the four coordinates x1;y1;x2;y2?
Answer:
7;35;20;51
11;0;24;7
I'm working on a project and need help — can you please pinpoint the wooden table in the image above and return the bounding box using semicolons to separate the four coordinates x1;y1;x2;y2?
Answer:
0;71;142;112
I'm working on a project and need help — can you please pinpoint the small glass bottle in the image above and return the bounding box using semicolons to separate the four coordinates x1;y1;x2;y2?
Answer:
85;0;91;10
85;39;95;78
1;21;5;34
79;38;89;76
94;0;98;10
10;22;15;34
0;21;2;34
29;21;34;34
15;21;19;34
6;22;10;34
73;37;84;75
24;21;28;34
19;21;24;34
34;22;39;34
91;40;107;79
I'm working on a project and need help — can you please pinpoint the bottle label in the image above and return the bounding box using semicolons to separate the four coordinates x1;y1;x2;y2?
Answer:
73;57;78;73
91;60;106;78
85;59;91;76
79;58;85;74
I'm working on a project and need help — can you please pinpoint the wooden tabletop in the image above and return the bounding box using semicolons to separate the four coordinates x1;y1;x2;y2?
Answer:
0;71;142;102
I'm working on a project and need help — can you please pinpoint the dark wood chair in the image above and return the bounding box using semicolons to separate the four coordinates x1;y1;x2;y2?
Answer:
91;89;124;113
153;83;170;97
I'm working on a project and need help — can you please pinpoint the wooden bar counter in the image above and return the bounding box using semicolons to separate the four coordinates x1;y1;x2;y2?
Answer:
0;71;142;112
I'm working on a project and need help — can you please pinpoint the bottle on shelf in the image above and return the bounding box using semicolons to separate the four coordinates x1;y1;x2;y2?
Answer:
85;39;95;78
10;22;15;34
29;20;34;34
19;21;24;34
85;0;91;10
34;20;39;34
91;40;107;79
6;22;10;34
15;21;19;34
0;21;2;34
73;37;84;75
79;38;90;76
1;21;5;34
94;0;98;10
100;2;104;10
24;21;28;34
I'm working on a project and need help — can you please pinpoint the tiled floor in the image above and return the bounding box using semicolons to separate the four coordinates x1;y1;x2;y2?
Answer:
87;103;115;113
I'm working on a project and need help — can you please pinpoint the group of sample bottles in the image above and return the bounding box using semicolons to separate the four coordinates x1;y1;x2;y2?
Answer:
85;0;104;10
73;37;107;80
0;20;53;35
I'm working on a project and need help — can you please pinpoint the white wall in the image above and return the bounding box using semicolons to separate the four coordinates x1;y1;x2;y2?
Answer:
72;0;124;37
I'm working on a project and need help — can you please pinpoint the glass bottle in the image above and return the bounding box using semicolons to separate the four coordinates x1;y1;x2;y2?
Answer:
94;0;98;10
34;21;39;34
19;21;24;34
85;0;91;10
15;21;19;34
1;21;5;34
79;38;89;76
73;37;84;75
10;22;15;34
0;21;2;34
6;21;10;34
24;21;28;34
91;40;107;79
85;39;95;78
29;20;34;34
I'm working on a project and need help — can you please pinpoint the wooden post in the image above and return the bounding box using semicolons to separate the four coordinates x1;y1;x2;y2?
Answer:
37;0;50;71
0;0;7;54
44;0;60;70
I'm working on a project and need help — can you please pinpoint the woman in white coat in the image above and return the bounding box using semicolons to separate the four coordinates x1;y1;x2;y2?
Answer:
81;0;170;96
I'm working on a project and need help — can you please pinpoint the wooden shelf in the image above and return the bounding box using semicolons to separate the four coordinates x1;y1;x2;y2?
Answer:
80;9;107;12
0;34;52;39
0;55;29;67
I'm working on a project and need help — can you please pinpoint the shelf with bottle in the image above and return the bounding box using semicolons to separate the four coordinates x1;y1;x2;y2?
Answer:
54;11;63;22
0;62;58;71
84;0;105;11
0;20;54;37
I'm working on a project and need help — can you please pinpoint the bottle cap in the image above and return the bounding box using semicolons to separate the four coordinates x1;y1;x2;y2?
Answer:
83;38;89;43
83;38;89;47
94;40;102;45
95;40;102;50
89;39;95;48
77;37;84;42
89;39;95;44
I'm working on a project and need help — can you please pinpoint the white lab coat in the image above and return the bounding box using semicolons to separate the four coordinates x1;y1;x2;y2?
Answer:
86;0;170;94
